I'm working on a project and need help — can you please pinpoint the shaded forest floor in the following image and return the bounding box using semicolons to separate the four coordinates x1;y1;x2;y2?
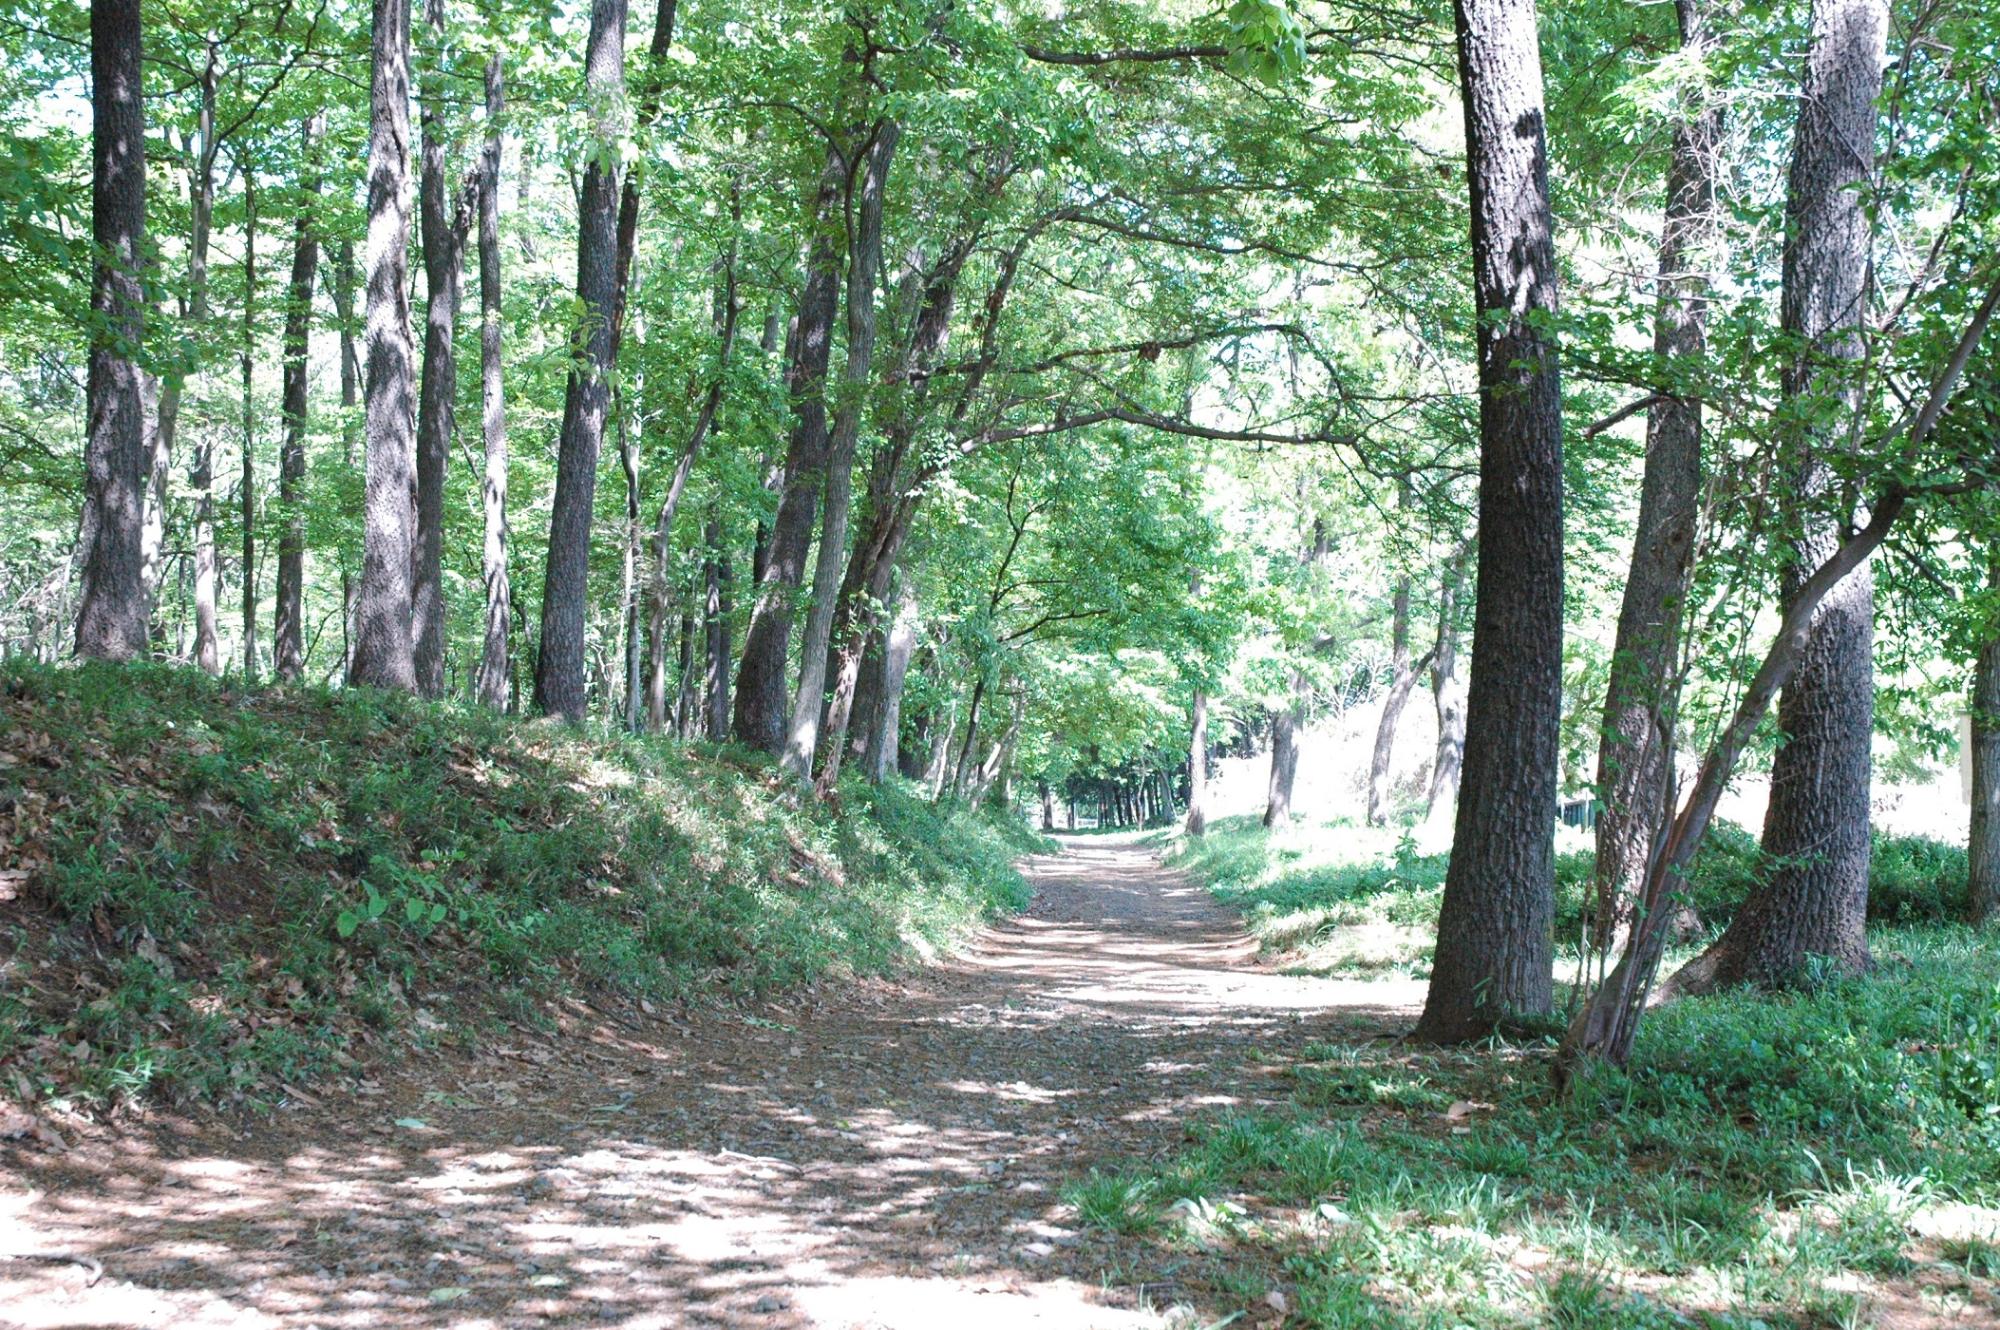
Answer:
1;838;1422;1329
8;835;2000;1329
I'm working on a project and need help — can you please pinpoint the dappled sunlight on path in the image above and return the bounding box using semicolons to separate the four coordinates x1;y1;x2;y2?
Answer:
2;838;1420;1329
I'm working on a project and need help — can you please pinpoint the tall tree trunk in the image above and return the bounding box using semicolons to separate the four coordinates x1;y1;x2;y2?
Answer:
75;0;149;662
474;56;510;710
239;166;259;683
1426;545;1470;825
1416;0;1565;1043
1263;680;1303;829
275;115;323;683
143;45;218;641
1368;507;1429;827
1186;685;1209;837
619;399;643;728
733;147;846;751
646;204;741;731
1590;0;1718;948
333;242;362;678
1970;554;2000;927
349;0;421;692
704;511;732;740
674;606;697;738
865;577;917;782
786;124;900;787
533;0;629;721
414;0;467;698
1265;524;1327;829
1669;0;1887;994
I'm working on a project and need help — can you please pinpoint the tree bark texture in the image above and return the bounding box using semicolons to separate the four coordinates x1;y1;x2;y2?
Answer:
786;123;900;787
533;0;629;721
1416;0;1565;1042
1670;0;1887;994
75;0;150;662
349;0;421;692
275;115;324;682
733;147;846;751
1971;558;2000;927
239;167;259;682
1590;0;1719;949
474;55;511;710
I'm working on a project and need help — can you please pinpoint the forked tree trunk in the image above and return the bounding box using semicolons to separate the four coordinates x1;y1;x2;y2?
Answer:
1669;0;1887;995
349;0;421;692
533;0;629;721
734;148;845;751
275;115;324;683
74;0;150;661
1416;0;1565;1043
786;124;900;786
473;56;510;710
1590;0;1719;950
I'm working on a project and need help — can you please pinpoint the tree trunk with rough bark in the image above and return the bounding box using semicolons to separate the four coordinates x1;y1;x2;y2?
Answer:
275;116;323;683
1263;681;1303;829
474;56;510;710
704;512;732;740
75;0;149;662
733;148;845;751
786;124;900;787
533;0;628;721
349;0;421;692
1591;0;1718;949
1669;0;1886;994
414;0;468;698
1416;0;1565;1043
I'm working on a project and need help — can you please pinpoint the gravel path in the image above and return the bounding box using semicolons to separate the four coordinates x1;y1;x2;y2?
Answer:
1;836;1422;1329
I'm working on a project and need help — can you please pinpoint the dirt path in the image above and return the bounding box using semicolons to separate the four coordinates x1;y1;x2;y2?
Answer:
2;837;1422;1330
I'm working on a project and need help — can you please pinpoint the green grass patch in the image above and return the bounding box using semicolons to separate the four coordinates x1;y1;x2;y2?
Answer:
0;660;1040;1111
1095;819;2000;1326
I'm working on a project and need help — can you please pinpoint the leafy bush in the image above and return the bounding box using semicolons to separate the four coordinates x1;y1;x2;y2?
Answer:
0;660;1033;1110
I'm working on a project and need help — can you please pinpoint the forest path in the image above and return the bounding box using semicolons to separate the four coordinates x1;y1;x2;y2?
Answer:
2;836;1424;1330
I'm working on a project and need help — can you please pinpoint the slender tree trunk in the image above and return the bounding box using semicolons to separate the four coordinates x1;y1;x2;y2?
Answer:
239;167;259;683
349;0;421;691
1426;546;1470;825
1670;0;1887;994
1970;554;2000;927
733;148;845;751
674;607;697;738
865;577;917;781
474;56;510;710
332;242;362;678
646;205;741;731
533;0;629;721
926;699;958;798
619;400;643;729
1186;685;1209;837
414;0;467;698
143;47;218;640
275;116;323;682
704;512;732;740
1264;680;1303;829
1368;520;1423;827
75;0;149;662
787;124;900;786
1591;0;1718;949
1416;0;1565;1042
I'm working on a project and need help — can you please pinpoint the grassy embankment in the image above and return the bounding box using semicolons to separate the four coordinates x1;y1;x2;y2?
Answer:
0;660;1039;1112
1064;815;2000;1328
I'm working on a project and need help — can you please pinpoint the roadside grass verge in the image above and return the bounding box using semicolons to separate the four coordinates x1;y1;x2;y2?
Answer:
1071;817;2000;1325
0;660;1039;1113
